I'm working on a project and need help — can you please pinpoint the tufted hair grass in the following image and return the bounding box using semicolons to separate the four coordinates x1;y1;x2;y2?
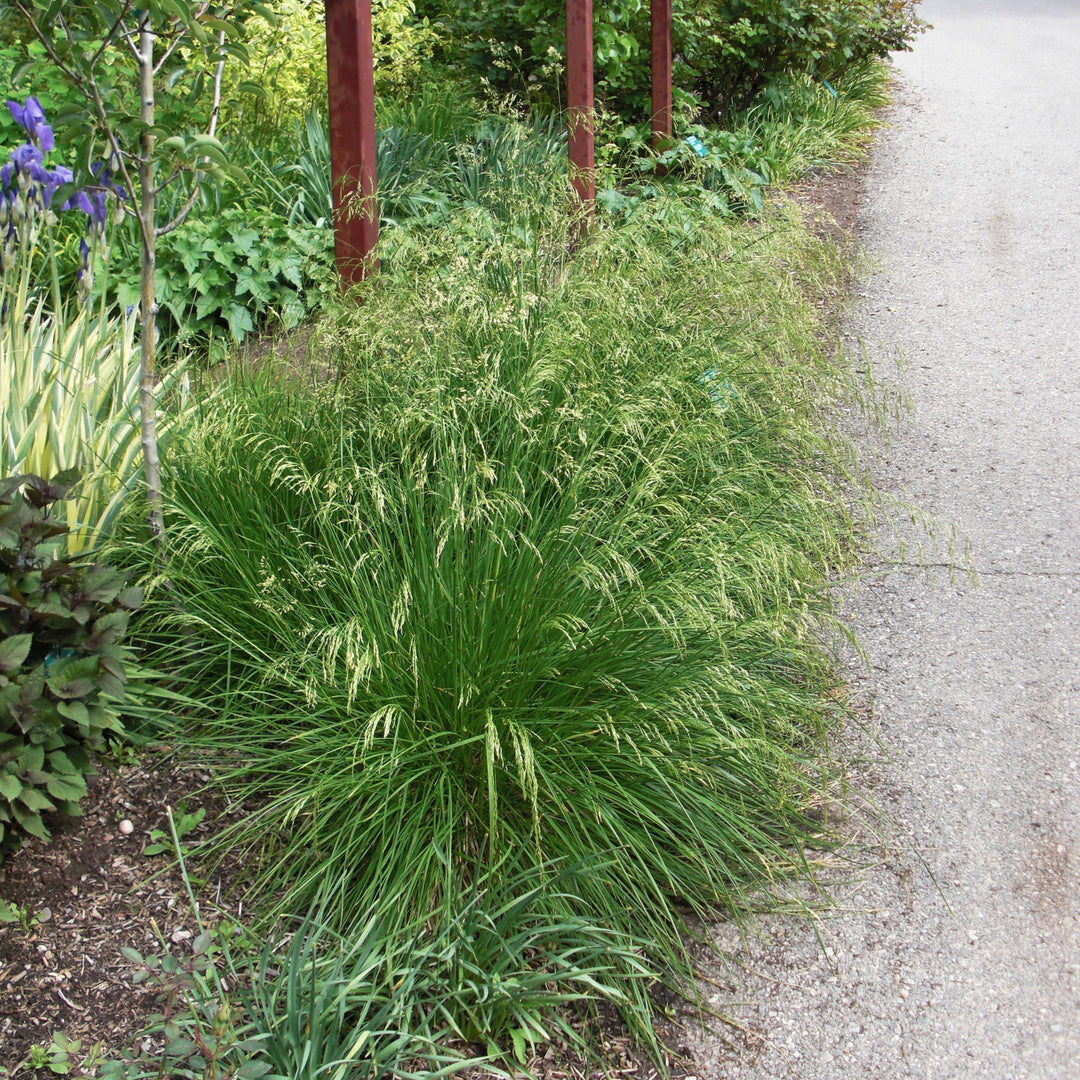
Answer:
135;190;872;1049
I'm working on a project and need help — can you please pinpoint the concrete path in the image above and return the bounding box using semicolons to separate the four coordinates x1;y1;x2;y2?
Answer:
690;2;1080;1077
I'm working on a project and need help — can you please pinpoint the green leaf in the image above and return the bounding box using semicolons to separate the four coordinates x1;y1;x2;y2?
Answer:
0;635;32;674
116;587;144;611
79;568;123;604
229;227;261;258
235;81;268;100
16;787;56;813
19;744;44;772
511;1028;527;1065
236;1062;274;1080
46;657;100;700
57;700;90;729
85;611;130;650
0;773;22;801
226;304;255;342
47;750;76;774
164;1036;197;1058
11;803;49;839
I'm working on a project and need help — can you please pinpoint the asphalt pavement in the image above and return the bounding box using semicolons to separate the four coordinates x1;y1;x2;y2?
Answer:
690;2;1080;1076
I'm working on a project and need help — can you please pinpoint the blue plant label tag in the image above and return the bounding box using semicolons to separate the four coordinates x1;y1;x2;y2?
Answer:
685;135;709;158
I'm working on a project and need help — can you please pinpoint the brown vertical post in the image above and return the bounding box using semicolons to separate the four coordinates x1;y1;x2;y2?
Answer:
651;0;672;153
325;0;378;283
566;0;595;209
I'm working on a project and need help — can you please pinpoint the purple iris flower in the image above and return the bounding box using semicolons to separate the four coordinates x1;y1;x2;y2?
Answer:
63;189;94;215
34;123;54;154
10;143;43;171
6;97;50;148
0;162;12;189
91;159;127;200
27;160;72;207
63;187;110;230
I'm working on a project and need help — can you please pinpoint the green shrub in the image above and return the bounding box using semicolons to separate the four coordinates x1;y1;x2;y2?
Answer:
114;209;337;356
419;0;926;117
0;472;143;850
224;0;440;151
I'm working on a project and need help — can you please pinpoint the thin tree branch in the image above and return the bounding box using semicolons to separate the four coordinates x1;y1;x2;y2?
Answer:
151;27;190;75
155;181;200;237
151;166;183;197
155;28;227;238
118;18;143;62
87;0;137;69
208;28;227;139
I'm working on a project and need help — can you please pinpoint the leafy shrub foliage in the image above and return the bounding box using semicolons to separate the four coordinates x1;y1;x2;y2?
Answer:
0;473;142;849
419;0;926;116
223;0;440;149
115;210;337;354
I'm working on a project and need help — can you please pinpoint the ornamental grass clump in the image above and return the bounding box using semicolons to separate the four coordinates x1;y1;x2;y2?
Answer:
142;199;868;1042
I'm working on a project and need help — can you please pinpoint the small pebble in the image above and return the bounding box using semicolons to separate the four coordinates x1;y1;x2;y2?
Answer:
119;819;134;835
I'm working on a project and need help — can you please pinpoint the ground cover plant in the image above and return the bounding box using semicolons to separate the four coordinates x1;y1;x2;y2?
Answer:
0;472;143;850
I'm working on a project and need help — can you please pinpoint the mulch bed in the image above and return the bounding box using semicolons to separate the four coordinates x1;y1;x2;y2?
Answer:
1;164;864;1079
0;752;238;1072
0;752;694;1078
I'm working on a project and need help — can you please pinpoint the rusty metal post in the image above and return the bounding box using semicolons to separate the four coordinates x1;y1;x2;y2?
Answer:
325;0;378;283
566;0;595;210
651;0;672;154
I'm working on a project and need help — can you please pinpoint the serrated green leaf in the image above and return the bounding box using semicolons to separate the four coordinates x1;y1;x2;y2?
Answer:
86;611;130;650
11;802;50;840
79;568;123;604
17;787;56;813
46;775;87;802
47;656;99;700
226;304;255;342
0;773;22;801
57;700;90;728
236;1062;274;1080
165;1032;197;1058
116;586;144;610
19;743;44;772
0;634;33;674
47;749;76;774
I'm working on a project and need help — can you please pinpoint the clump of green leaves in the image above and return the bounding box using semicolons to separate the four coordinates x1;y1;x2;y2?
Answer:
416;0;926;119
115;210;337;356
0;471;142;850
